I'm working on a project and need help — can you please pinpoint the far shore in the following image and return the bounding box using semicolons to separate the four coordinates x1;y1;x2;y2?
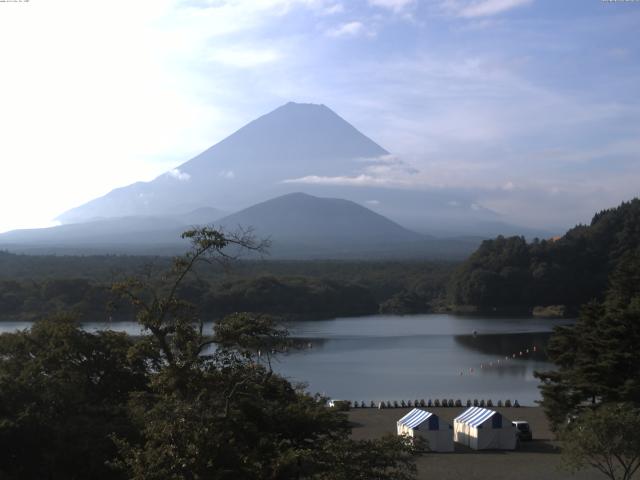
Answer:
0;308;575;323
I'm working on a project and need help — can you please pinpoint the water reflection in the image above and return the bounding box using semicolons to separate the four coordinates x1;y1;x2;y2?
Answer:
275;315;568;405
0;314;568;405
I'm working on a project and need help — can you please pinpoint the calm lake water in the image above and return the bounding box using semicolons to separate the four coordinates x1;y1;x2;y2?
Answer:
0;314;571;405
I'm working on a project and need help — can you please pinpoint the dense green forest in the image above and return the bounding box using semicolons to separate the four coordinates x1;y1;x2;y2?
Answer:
448;199;640;314
0;252;454;321
0;229;422;480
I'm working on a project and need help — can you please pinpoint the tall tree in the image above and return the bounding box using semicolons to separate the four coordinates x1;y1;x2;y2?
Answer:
111;228;422;479
536;248;640;428
0;315;149;480
560;403;640;480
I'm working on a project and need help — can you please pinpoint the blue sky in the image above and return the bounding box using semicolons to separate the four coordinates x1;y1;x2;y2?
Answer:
0;0;638;232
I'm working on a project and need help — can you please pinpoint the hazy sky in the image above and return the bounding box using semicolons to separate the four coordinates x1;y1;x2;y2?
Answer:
1;0;638;232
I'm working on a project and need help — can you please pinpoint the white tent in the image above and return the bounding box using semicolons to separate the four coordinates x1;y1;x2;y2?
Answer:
397;408;454;452
453;406;517;450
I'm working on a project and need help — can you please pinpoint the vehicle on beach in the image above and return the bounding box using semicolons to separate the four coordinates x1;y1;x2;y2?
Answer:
512;420;532;441
328;399;350;411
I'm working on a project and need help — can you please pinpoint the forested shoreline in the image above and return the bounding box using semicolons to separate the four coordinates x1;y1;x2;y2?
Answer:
447;199;640;315
3;198;639;322
0;253;454;321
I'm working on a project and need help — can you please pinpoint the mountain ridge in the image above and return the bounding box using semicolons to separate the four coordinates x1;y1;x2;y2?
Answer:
216;192;424;244
0;192;481;259
57;102;388;224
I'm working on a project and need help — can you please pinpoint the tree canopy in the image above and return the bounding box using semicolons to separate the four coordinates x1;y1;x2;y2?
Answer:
536;247;640;428
0;315;148;480
0;228;422;480
560;403;640;480
448;198;640;311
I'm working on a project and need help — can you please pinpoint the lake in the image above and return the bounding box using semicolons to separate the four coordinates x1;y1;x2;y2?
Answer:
0;314;570;405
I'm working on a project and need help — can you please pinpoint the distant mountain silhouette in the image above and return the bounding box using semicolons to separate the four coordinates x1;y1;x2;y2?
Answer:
54;101;527;238
57;102;388;224
0;193;480;259
218;193;421;243
178;207;225;225
0;216;185;247
212;193;480;259
0;207;224;251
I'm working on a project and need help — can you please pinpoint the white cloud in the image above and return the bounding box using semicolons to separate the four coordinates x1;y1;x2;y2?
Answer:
283;174;393;186
179;0;324;36
209;47;282;68
322;3;345;14
365;199;381;205
219;170;236;179
168;169;191;181
355;154;401;164
446;0;534;18
502;181;515;191
326;21;366;37
368;0;415;12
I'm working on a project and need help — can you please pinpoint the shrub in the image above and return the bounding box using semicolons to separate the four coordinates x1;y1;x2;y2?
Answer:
505;399;512;407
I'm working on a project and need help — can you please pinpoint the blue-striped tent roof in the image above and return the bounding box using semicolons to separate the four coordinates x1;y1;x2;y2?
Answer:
454;407;497;428
397;409;434;429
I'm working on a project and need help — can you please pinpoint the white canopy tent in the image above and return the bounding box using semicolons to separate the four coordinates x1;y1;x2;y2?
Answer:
397;408;454;452
453;406;517;450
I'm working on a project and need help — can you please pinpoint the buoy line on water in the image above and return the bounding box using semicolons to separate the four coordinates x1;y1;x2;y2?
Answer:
458;344;538;376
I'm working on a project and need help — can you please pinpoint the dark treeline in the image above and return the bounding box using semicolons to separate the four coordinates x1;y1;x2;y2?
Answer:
536;247;640;427
0;253;455;320
448;198;640;314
